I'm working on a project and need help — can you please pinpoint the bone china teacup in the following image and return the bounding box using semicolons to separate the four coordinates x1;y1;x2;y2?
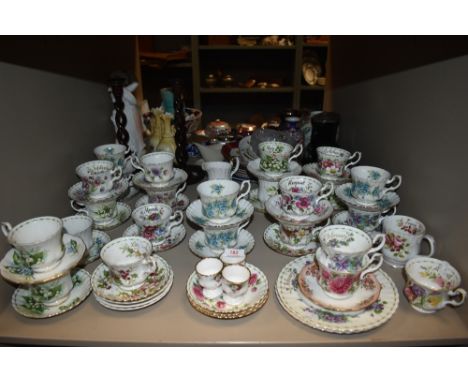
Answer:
382;215;435;268
146;182;187;208
131;152;174;184
204;220;249;255
259;141;303;174
94;143;131;169
1;216;67;273
76;160;123;199
197;179;251;223
347;206;396;232
404;257;466;313
202;157;240;180
27;272;74;307
350;165;402;203
132;203;183;244
196;258;223;299
100;237;156;290
317;146;362;178
221;264;251;305
62;215;94;249
70;199;117;224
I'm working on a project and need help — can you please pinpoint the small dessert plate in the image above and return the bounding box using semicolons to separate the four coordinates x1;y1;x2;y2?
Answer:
186;199;254;229
189;229;255;258
81;230;111;265
93;202;132;231
0;234;85;285
68;178;129;203
248;188;265;213
332;211;382;237
133;168;188;191
12;269;91;319
275;254;399;334
91;255;171;303
303;163;350;185
247;158;302;181
135;193;189;211
335;183;400;212
123;224;186;252
186;262;269;319
264;223;318;257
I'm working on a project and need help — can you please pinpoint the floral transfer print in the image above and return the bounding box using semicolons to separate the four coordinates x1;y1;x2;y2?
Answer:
404;281;443;310
418;265;453;289
397;218;420;235
206;230;237;249
349;211;380;231
351;181;381;199
210;183;225;195
318;159;344;176
202;198;237;219
385;233;409;258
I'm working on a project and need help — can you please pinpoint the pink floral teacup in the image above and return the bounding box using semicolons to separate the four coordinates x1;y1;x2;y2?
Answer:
317;146;361;179
221;264;251;305
76;160;123;200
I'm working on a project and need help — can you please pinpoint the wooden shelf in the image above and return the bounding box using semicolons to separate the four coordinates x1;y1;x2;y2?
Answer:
200;87;294;94
199;45;295;51
300;85;325;91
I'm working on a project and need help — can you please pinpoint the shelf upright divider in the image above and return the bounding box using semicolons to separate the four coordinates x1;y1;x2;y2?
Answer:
191;36;201;110
292;35;304;110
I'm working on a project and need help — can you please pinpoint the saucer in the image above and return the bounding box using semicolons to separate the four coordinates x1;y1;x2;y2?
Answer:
264;223;318;257
298;259;381;313
247;158;302;181
93;202;132;231
133;168;188;192
122;224;186;252
275;254;399;334
186;262;269;319
188;229;255;258
0;234;85;285
81;230;111;265
335;183;400;213
91;255;171;303
186;199;254;229
303;163;350;185
135;193;189;211
332;211;381;237
68;178;129;204
248;188;265;213
12;269;91;319
265;194;333;226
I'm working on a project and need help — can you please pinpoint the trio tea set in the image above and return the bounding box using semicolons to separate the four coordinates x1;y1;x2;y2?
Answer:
0;141;465;333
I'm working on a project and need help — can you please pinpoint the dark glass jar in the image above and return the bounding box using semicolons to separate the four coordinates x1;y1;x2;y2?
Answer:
303;112;340;164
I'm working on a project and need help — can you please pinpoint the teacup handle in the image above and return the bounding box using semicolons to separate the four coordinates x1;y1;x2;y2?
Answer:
167;211;184;235
175;182;187;199
144;255;157;274
420;234;436;257
288;144;303;163
111;166;123;183
70;200;89;216
360;252;383;280
315;181;334;204
310;219;330;240
443;288;467;308
1;222;12;237
236;180;251;204
367;233;386;255
131;156;145;173
201;161;208;171
230;157;240;176
344;151;362;171
236;220;250;236
382;175;402;197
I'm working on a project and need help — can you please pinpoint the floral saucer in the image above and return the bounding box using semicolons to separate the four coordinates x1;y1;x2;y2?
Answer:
12;269;91;319
91;255;171;303
265;194;333;226
264;223;318;257
275;255;399;334
186;199;254;229
332;211;381;237
298;257;381;313
135;193;189;211
335;183;400;212
133;168;188;191
81;230;111;265
122;224;186;252
0;234;85;285
188;229;255;258
247;158;302;181
302;163;350;185
93;202;132;231
248;188;265;213
68;178;129;204
186;262;269;319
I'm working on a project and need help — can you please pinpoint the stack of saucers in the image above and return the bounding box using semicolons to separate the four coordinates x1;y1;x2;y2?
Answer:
91;237;173;311
264;175;333;257
131;151;189;211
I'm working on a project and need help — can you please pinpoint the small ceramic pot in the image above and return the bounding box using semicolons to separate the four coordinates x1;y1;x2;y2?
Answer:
279;221;327;247
71;199;117;224
131;152;174;184
202;157;240;180
1;216;65;273
197;179;251;223
259;141;303;174
348;206;396;232
27;272;74;307
132;203;183;244
382;215;435;268
196;258;223;299
257;179;279;203
146;182;186;208
94;143;131;169
76;160;123;199
204;221;249;255
279;176;334;216
350;166;402;202
221;265;251;305
62;215;94;249
100;237;156;290
220;250;246;266
404;257;466;313
317;146;361;178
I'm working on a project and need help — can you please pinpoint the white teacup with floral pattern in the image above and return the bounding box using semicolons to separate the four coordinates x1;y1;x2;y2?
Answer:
196;258;223;299
258;179;279;203
62;215;94;249
76;160;123;199
202;157;240;180
147;182;186;209
1;216;67;273
131;152;174;184
350;166;402;203
101;237;157;290
348;206;396;232
71;199;117;224
382;215;435;268
404;257;466;313
259;141;303;175
317;146;361;178
279;220;329;247
94;143;131;169
197;179;251;223
279;176;334;216
204;220;249;255
27;272;74;307
221;264;251;305
132;203;183;244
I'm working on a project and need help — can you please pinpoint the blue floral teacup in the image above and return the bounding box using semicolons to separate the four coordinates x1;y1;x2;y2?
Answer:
350;166;402;203
348;206;396;232
204;220;249;255
94;143;131;169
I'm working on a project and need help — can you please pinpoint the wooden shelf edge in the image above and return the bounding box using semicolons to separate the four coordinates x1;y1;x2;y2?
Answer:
200;87;294;94
199;45;295;51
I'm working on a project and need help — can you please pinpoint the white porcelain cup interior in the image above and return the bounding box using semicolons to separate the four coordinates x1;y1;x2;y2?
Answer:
196;258;223;289
62;215;94;249
131;152;174;183
222;264;250;285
